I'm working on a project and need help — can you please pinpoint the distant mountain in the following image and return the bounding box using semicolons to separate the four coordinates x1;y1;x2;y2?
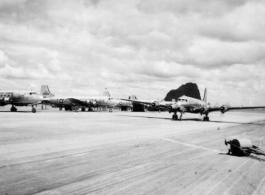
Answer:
164;83;201;101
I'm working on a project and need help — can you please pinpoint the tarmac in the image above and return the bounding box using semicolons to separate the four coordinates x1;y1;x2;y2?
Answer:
1;106;265;195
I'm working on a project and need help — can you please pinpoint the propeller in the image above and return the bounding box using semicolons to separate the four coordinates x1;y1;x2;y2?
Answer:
151;101;159;107
220;105;229;114
200;103;211;115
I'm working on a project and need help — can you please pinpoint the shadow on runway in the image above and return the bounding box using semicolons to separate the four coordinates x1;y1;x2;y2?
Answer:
0;111;32;113
117;115;172;120
219;152;265;161
118;115;264;125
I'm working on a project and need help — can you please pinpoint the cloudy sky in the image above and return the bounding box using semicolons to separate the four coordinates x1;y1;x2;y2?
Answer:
0;0;265;106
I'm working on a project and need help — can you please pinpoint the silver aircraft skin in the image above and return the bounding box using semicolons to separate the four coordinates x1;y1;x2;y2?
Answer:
0;90;43;113
122;88;265;121
111;98;133;111
41;85;117;112
121;99;175;109
114;99;132;110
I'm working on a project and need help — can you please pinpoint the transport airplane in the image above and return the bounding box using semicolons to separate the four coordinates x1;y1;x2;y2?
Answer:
112;99;133;111
0;90;43;113
122;89;265;121
41;85;117;112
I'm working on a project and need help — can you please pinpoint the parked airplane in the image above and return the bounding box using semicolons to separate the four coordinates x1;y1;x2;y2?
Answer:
0;90;43;113
41;85;117;112
113;99;133;111
122;88;265;121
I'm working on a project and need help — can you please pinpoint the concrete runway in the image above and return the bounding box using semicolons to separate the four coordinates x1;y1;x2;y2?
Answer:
1;106;265;195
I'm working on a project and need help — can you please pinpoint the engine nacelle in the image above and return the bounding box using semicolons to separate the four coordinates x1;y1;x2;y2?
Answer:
200;106;210;114
151;101;159;107
87;100;97;106
1;97;11;103
4;97;10;101
220;105;228;113
168;104;179;111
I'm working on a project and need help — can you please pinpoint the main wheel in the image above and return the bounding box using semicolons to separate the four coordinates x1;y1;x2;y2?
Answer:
32;108;36;113
172;115;178;120
11;106;17;112
203;117;209;121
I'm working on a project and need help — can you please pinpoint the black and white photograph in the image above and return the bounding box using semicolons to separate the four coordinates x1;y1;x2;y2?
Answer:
1;0;265;194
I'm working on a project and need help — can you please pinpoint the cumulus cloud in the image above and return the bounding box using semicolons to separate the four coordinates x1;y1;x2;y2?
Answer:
0;50;9;67
0;0;265;105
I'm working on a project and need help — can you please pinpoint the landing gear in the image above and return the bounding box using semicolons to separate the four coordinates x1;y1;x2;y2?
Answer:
81;107;86;112
10;105;17;112
203;116;209;121
172;113;178;120
109;108;113;112
65;106;72;111
74;106;78;112
32;107;36;113
179;113;183;121
59;107;62;111
88;107;93;111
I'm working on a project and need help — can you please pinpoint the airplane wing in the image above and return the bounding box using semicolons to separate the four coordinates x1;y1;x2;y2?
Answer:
120;99;171;108
120;99;155;105
67;98;87;106
208;106;265;113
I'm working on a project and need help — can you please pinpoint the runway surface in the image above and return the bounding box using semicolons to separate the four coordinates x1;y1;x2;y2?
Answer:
1;107;265;195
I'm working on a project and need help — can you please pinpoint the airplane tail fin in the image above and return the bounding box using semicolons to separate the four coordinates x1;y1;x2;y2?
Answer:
41;85;55;98
128;95;137;100
203;88;207;103
103;88;110;97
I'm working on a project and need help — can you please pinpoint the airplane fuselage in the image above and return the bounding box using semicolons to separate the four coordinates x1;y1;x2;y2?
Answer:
0;90;43;112
0;90;43;105
47;96;117;107
173;95;207;113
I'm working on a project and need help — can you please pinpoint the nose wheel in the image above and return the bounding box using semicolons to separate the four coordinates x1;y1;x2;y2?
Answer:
10;105;17;112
